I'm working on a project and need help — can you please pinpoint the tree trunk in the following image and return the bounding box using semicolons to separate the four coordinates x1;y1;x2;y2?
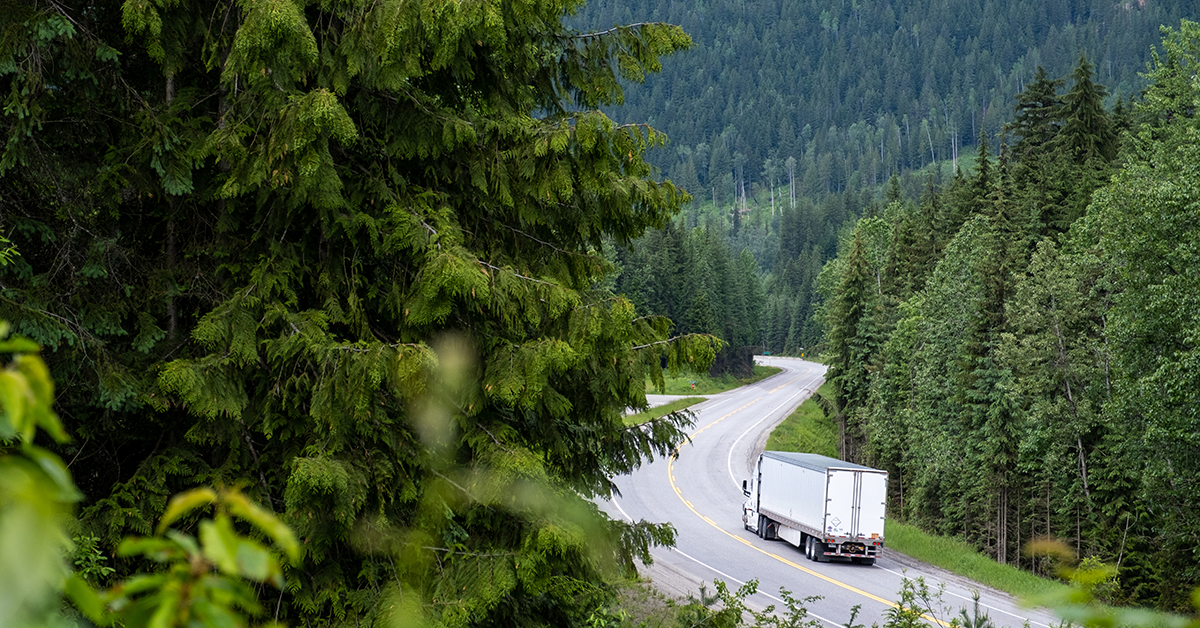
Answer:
165;73;177;340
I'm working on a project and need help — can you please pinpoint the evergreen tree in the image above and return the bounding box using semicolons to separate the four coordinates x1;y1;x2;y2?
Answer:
906;177;940;292
1056;54;1119;165
885;173;904;205
1006;66;1064;161
645;222;691;325
736;249;766;349
0;2;715;625
971;130;993;209
824;229;883;462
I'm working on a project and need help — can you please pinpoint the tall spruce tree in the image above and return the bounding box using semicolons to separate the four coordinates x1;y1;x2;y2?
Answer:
823;227;885;462
0;1;715;625
1053;54;1119;230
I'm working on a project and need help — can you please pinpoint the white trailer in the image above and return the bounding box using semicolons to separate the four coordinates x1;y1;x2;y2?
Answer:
742;451;887;565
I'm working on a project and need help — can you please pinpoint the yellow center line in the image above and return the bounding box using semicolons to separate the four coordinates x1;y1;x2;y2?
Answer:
769;373;806;393
667;377;952;628
691;397;763;436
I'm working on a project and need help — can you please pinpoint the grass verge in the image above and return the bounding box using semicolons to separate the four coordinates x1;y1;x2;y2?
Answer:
610;578;685;628
885;520;1070;601
624;397;706;427
764;382;837;457
649;364;781;395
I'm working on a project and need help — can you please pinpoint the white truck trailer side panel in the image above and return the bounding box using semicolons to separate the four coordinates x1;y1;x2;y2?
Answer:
758;454;826;531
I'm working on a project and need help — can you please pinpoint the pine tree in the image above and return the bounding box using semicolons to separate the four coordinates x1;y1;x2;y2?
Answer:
907;176;941;291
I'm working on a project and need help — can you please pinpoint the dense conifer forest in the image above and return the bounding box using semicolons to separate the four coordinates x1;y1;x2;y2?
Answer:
580;0;1188;193
4;0;1200;624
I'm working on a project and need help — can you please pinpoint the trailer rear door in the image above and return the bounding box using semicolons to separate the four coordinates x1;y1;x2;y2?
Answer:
824;469;857;537
825;469;888;538
857;471;887;539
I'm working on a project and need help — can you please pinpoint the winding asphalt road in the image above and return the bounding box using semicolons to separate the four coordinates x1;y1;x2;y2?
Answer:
606;356;1059;628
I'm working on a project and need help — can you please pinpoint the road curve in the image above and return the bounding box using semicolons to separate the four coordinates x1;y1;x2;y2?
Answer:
606;357;1058;628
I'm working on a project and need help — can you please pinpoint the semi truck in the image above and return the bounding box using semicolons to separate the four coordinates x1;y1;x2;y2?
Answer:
742;451;887;565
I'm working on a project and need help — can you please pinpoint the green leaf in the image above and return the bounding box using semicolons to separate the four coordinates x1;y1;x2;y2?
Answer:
0;337;39;353
23;446;82;502
105;572;168;597
164;529;201;557
147;586;180;628
199;517;240;575
157;488;218;535
117;538;183;562
0;369;29;438
233;539;273;582
191;592;244;628
224;490;301;564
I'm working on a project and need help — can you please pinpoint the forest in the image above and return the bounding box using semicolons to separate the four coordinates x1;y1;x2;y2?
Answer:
578;0;1190;195
3;0;1200;625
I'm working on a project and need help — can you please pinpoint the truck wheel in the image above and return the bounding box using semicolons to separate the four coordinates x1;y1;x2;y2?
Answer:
804;537;813;560
758;516;777;540
858;558;875;566
813;541;827;562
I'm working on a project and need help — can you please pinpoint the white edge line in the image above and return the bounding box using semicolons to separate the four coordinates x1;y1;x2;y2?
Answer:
725;376;817;486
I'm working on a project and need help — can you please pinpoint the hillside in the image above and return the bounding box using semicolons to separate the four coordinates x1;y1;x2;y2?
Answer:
576;0;1189;201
